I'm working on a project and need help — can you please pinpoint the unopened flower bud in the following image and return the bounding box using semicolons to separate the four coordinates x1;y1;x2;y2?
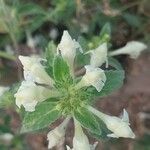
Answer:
57;30;82;76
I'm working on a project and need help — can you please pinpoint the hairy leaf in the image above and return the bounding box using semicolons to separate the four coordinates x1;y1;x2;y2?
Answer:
89;115;111;139
87;70;125;98
21;101;61;133
53;55;73;85
74;107;101;134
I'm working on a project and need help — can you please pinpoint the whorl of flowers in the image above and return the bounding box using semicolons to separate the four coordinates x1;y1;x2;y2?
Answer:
15;30;147;149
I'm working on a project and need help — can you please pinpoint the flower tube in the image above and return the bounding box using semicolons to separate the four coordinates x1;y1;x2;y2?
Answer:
109;41;147;59
15;81;59;112
75;65;106;92
47;117;70;149
88;106;135;138
19;55;54;85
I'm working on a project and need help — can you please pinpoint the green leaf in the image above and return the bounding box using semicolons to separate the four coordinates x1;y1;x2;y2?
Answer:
87;70;125;98
108;57;123;70
89;115;111;139
77;36;88;51
101;70;124;96
26;14;46;32
45;41;56;64
99;22;111;43
17;3;46;16
100;22;111;38
123;13;142;28
74;107;101;134
45;41;56;77
0;83;20;108
21;101;61;133
53;55;72;85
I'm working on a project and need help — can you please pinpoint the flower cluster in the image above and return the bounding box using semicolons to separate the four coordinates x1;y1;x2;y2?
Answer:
15;30;147;149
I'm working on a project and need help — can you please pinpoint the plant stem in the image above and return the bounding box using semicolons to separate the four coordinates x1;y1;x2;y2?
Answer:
0;51;16;60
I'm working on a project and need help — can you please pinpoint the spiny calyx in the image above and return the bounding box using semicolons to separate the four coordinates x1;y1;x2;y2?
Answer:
56;87;88;115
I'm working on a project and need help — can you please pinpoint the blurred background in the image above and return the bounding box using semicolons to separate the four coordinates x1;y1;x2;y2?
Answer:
0;0;149;149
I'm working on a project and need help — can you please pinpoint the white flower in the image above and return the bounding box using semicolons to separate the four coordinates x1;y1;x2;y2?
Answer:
0;133;14;144
66;145;72;150
57;30;82;75
19;55;54;85
26;31;36;49
0;86;9;96
88;106;135;138
47;117;70;149
14;81;54;112
108;41;147;59
76;65;106;92
70;119;97;150
88;42;108;67
49;28;58;40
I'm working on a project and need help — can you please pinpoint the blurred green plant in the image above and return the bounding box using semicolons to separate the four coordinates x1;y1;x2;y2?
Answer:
0;0;149;149
0;0;47;48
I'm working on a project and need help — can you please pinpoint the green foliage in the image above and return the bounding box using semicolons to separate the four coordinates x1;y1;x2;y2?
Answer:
0;0;47;47
47;0;76;23
74;107;101;134
21;101;61;133
45;42;56;66
0;112;11;134
134;134;150;150
101;70;124;96
0;0;149;149
89;116;111;139
87;70;124;98
108;57;123;70
88;22;111;49
123;13;142;28
53;55;73;86
0;83;20;108
45;41;57;77
99;23;111;42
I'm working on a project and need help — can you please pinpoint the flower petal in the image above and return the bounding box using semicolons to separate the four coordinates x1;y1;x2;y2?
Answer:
90;43;108;67
19;55;54;85
76;65;106;92
57;30;82;76
15;81;55;112
47;117;70;149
